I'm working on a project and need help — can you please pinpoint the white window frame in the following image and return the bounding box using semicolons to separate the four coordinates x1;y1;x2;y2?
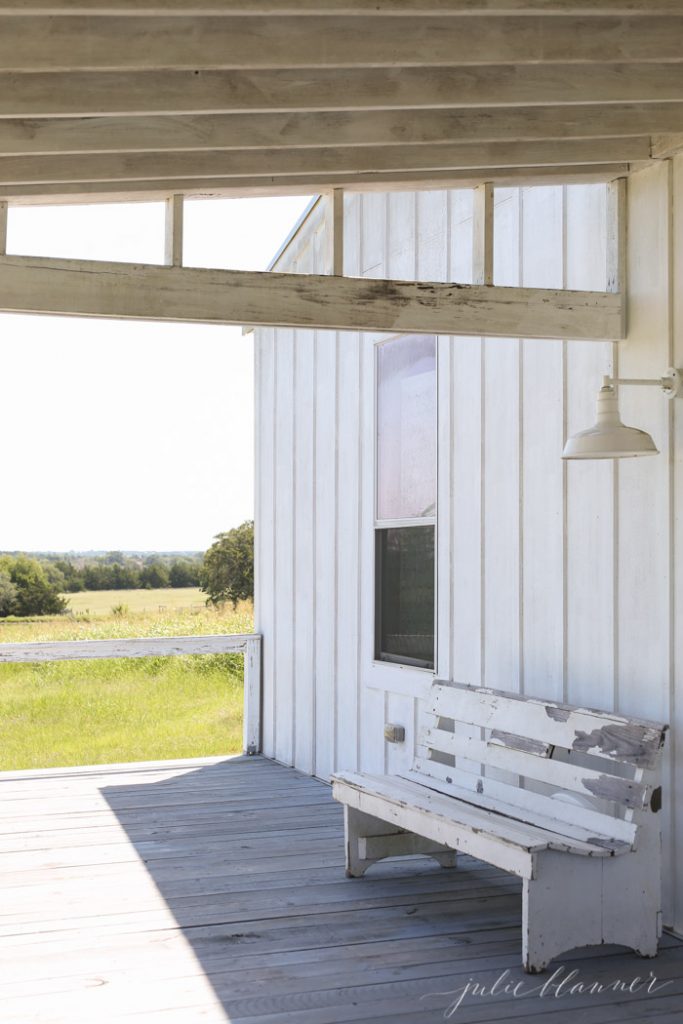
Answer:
373;333;438;673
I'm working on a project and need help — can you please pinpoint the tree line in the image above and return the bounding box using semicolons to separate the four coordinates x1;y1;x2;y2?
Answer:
54;554;202;593
0;522;254;618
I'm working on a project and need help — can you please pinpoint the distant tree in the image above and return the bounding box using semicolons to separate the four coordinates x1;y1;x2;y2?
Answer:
139;561;170;589
109;563;140;590
83;563;109;590
42;561;67;594
53;559;85;593
200;521;254;608
0;555;67;616
169;559;200;588
0;570;17;617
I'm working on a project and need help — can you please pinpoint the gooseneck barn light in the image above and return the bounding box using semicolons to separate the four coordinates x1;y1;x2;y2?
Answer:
562;369;681;460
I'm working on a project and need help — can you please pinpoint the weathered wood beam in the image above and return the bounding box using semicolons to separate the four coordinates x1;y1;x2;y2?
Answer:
0;2;679;14
2;65;682;119
606;176;627;337
1;16;683;73
0;107;677;158
0;633;257;662
472;182;494;285
606;177;627;294
164;193;184;267
329;188;344;276
0;163;631;202
0;139;649;187
0;201;6;256
0;253;624;341
650;132;683;159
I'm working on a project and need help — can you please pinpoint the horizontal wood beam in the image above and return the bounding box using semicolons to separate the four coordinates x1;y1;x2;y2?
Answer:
4;68;683;125
0;106;679;158
1;65;682;120
0;164;632;202
0;139;649;187
0;2;679;14
650;132;683;159
0;633;257;663
1;16;683;73
0;253;624;341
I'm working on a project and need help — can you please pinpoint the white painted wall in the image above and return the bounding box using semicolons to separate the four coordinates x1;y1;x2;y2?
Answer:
255;165;683;932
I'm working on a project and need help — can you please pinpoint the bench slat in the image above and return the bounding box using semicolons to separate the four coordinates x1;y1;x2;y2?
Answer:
431;682;667;770
334;771;627;855
408;757;636;849
421;725;650;810
333;774;536;880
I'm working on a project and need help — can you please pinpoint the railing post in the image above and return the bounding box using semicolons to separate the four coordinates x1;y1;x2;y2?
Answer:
243;636;262;756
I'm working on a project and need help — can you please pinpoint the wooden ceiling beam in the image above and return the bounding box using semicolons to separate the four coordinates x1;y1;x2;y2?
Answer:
0;106;678;157
1;16;683;73
0;164;632;202
0;139;650;187
0;253;624;341
0;2;679;13
2;65;682;119
650;133;683;159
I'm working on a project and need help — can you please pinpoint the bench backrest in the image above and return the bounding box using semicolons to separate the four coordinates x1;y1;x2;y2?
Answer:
407;681;667;848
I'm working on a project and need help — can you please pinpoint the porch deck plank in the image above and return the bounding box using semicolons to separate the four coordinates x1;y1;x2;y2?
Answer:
0;755;681;1023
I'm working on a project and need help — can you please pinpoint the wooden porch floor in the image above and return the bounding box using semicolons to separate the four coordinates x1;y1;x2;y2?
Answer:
1;755;682;1024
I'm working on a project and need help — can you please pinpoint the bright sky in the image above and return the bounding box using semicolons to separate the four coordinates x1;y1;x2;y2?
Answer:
1;195;312;553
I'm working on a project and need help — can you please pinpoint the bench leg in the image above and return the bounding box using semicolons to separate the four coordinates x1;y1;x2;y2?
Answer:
601;822;662;961
431;851;458;869
523;851;604;974
344;806;457;878
344;806;379;878
523;843;662;974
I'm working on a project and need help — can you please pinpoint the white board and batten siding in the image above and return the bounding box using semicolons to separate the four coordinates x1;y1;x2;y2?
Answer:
254;167;683;934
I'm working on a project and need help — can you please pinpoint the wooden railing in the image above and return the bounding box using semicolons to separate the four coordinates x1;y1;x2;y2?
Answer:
0;633;262;756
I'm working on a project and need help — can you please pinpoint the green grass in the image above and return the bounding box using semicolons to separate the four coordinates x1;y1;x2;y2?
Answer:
64;587;205;615
0;598;254;771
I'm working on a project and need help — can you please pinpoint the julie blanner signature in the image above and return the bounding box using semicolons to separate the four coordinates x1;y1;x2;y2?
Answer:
423;966;673;1018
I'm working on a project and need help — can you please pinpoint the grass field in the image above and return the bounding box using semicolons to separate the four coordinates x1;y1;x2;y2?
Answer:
0;598;254;771
64;587;205;615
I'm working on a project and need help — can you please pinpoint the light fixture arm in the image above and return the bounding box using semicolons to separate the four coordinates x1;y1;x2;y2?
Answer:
602;368;681;400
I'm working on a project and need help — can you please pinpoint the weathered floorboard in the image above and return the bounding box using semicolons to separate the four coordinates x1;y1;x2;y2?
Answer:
0;755;681;1024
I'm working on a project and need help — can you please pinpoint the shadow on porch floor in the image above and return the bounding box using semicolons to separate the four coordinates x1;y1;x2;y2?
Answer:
1;755;681;1023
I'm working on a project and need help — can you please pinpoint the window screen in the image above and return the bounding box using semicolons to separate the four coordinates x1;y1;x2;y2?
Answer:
375;335;436;670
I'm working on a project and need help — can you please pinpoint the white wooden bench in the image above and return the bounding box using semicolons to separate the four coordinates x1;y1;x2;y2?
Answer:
331;680;668;973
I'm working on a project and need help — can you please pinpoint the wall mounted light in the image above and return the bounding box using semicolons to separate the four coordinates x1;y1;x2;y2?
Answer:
562;369;681;460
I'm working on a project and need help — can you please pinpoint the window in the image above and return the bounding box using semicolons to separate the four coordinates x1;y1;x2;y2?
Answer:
375;335;436;669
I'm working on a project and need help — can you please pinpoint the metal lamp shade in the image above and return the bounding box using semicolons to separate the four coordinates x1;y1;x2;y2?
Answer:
562;384;659;460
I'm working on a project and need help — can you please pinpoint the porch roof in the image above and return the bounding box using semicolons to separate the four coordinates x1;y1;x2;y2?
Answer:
1;4;683;203
2;753;682;1023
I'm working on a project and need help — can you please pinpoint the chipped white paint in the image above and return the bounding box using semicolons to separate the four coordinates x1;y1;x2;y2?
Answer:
332;679;667;972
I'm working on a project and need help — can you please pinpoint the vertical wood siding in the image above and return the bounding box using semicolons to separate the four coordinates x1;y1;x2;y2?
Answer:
255;171;683;932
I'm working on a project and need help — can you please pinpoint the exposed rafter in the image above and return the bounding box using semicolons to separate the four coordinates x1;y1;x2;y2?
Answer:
0;254;623;341
0;141;650;189
0;7;679;197
0;107;676;157
0;2;680;13
2;16;683;73
2;165;632;203
2;65;683;119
